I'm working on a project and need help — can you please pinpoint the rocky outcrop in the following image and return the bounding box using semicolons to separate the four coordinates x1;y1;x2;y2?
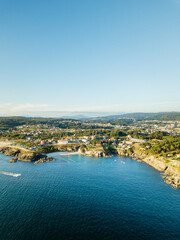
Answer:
56;144;81;152
163;161;180;188
142;156;167;172
16;152;44;162
78;146;87;154
34;157;55;164
0;147;20;156
79;144;120;158
84;150;105;157
140;156;180;188
8;158;18;163
0;146;55;163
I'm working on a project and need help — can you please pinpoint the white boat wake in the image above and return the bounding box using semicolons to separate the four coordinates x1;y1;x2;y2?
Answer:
0;171;21;177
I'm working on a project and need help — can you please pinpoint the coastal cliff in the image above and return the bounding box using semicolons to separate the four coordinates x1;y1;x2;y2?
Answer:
117;149;180;188
141;157;180;188
78;145;117;158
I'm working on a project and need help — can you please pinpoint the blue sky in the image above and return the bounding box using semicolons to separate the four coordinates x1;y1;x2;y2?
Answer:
0;0;180;115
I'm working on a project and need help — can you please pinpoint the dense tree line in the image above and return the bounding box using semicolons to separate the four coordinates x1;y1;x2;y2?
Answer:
0;117;112;131
142;136;180;155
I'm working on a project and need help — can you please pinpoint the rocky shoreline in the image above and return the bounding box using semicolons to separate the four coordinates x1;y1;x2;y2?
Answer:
117;150;180;188
0;145;180;188
78;146;180;188
0;146;55;164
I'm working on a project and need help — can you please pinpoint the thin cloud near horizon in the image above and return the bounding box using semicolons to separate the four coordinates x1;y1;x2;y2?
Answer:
0;102;179;116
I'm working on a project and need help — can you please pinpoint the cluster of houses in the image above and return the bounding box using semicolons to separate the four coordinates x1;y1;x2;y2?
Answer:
36;135;120;147
2;119;179;153
117;137;147;150
39;136;91;146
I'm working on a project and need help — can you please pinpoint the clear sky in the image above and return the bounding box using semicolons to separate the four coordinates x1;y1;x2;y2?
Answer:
0;0;180;115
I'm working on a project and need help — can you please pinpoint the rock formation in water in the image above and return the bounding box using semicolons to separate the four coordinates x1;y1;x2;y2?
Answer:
0;146;55;164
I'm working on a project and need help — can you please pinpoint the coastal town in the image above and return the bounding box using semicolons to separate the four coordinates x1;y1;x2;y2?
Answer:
0;117;179;160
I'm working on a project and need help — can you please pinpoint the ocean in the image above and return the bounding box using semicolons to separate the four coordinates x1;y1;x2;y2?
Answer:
0;152;180;240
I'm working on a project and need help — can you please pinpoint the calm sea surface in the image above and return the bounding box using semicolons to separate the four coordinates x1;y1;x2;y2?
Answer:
0;152;180;240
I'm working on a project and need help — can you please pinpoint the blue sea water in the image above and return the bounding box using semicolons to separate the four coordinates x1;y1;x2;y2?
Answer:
0;152;180;240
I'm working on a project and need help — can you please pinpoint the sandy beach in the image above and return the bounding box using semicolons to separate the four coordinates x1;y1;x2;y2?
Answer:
0;141;12;147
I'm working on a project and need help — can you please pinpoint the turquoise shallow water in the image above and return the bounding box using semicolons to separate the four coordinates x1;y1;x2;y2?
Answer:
0;152;180;240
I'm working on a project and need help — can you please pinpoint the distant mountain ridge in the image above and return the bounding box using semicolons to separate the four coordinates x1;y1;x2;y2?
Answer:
0;112;179;121
0;111;125;119
90;112;180;121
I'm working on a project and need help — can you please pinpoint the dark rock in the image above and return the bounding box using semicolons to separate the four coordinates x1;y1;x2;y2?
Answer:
8;157;18;163
34;157;55;164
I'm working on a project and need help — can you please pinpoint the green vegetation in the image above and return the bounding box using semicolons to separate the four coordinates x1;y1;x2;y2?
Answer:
141;136;180;157
148;112;180;121
89;118;134;125
36;145;58;154
0;116;179;158
128;130;148;139
149;131;169;140
92;112;180;121
0;117;112;131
